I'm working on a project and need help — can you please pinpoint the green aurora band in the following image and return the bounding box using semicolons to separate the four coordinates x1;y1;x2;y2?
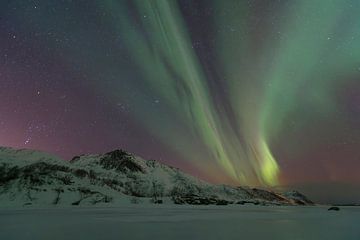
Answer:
12;0;360;187
99;0;360;186
103;0;280;185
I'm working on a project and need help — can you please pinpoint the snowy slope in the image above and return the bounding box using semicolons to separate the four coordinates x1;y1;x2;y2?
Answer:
0;147;313;207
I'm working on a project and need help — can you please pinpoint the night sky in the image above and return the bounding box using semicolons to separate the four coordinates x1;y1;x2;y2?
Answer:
1;0;360;202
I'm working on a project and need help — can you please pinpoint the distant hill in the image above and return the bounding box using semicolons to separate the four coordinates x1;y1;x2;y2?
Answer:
0;147;313;207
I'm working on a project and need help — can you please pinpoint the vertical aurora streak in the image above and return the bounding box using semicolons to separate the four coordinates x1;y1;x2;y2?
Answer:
103;0;280;185
100;0;360;186
2;0;360;189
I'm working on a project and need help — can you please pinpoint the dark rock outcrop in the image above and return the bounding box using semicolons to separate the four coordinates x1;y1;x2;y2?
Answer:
100;150;145;173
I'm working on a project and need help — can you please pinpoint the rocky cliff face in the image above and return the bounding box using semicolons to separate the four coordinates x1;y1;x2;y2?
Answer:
0;147;313;206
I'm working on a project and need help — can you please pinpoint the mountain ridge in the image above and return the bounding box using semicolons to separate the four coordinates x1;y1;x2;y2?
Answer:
0;146;313;207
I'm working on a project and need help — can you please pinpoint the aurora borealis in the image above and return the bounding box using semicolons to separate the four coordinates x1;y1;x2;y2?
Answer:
1;0;360;199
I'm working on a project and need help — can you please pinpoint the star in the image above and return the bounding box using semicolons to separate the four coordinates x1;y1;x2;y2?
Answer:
24;137;31;145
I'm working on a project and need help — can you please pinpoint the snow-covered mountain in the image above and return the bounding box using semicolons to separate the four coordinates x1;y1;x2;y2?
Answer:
0;147;313;207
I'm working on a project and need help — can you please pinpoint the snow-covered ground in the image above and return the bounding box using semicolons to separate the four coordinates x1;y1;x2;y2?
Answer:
0;205;359;240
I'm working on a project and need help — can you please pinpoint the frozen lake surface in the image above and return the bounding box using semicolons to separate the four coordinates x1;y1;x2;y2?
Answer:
0;205;359;240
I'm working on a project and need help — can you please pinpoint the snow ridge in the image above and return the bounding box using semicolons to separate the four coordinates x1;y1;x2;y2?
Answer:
0;147;313;207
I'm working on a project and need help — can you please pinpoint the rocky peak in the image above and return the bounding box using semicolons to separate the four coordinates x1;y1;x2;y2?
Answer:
100;149;144;173
106;149;132;160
